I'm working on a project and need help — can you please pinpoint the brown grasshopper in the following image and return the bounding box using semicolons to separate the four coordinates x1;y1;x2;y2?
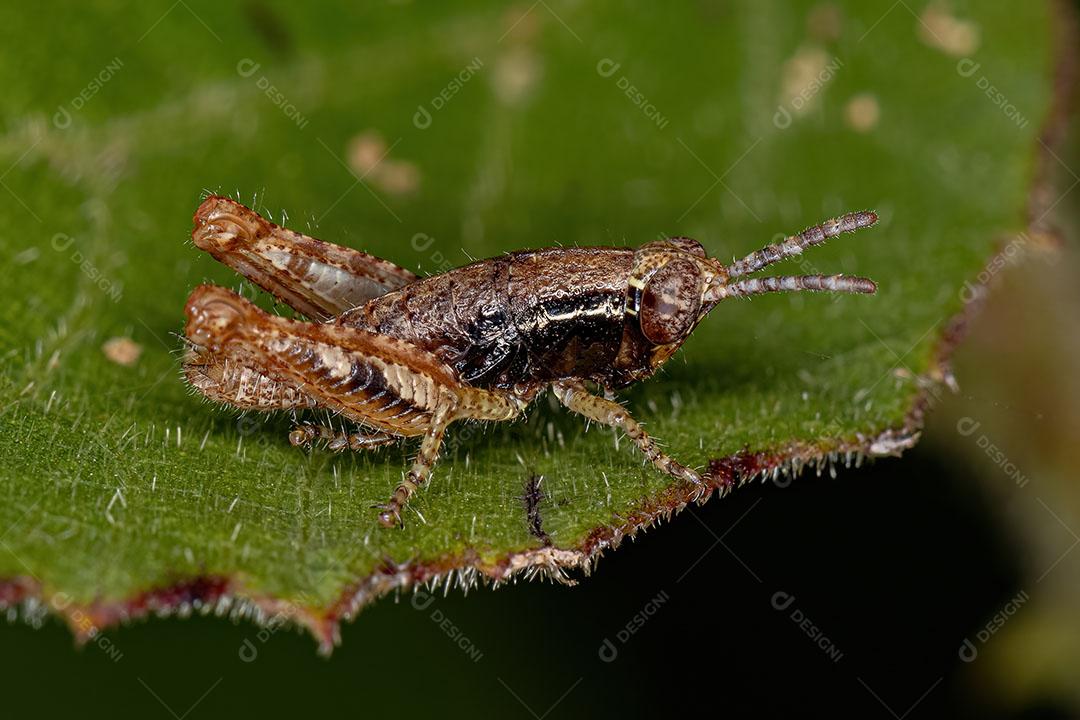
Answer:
182;196;878;527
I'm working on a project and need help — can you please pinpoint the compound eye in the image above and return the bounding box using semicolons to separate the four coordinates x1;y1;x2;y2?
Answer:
666;237;707;257
639;258;703;345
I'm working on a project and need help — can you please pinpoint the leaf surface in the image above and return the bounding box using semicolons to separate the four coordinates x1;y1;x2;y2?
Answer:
0;0;1064;648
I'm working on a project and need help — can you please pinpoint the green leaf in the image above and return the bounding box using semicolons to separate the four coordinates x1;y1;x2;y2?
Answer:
0;1;1065;649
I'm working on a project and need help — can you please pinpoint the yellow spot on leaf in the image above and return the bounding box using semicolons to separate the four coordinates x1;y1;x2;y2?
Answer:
102;337;142;367
780;45;835;118
346;130;422;196
845;94;881;132
493;46;541;106
919;2;980;57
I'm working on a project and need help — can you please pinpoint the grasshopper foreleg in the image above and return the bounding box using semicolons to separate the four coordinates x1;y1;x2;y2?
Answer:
289;423;399;452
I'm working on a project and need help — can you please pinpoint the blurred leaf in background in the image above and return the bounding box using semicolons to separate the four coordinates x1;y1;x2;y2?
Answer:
930;108;1080;710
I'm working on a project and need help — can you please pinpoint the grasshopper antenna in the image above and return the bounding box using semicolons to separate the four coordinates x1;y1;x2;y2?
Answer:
708;211;879;300
723;273;876;297
728;211;877;278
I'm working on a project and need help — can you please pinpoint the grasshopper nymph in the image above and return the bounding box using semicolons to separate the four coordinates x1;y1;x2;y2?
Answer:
182;196;878;527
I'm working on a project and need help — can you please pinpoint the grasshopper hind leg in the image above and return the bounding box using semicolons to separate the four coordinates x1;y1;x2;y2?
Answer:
182;349;318;412
191;195;418;321
184;283;533;528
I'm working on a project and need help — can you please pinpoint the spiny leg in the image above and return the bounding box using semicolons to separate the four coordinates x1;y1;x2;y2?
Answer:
192;195;418;320
184;284;462;436
184;284;532;527
375;384;532;527
552;380;701;486
289;423;398;452
376;399;457;528
182;348;318;412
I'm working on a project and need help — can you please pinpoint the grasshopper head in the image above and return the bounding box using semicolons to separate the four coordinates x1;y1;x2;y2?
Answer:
627;212;879;372
627;238;718;348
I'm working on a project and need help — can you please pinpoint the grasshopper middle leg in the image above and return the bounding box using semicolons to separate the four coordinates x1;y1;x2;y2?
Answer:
552;380;702;486
376;384;534;527
375;399;456;528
